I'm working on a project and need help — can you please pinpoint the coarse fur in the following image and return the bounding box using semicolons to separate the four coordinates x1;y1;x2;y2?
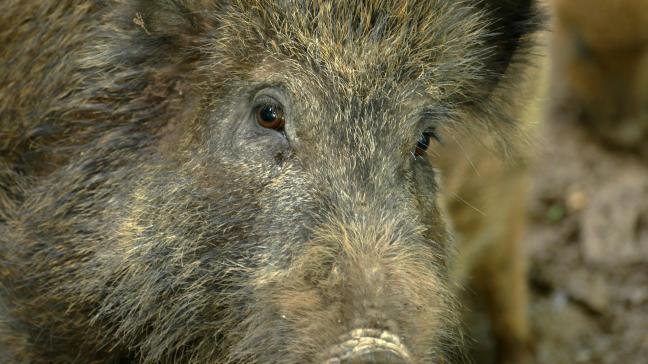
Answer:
0;1;541;363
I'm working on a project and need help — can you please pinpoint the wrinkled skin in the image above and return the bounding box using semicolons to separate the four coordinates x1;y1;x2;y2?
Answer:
0;1;540;363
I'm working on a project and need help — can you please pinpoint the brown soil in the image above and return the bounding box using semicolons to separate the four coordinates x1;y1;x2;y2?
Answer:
526;107;648;363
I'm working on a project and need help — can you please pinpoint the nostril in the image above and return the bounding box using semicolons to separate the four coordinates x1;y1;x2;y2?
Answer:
325;329;411;364
341;350;409;364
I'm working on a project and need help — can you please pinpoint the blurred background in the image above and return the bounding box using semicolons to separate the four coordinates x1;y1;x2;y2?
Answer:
526;1;648;362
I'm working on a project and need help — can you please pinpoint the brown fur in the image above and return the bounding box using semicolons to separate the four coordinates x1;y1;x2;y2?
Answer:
0;1;541;363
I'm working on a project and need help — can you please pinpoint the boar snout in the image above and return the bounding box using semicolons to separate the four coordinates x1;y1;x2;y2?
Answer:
268;217;454;363
324;329;411;364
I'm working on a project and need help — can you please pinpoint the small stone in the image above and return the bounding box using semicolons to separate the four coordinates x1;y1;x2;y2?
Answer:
566;190;588;212
567;270;609;313
582;171;648;265
576;349;593;363
552;291;568;311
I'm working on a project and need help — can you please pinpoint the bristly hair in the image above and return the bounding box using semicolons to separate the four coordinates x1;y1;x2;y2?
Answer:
128;0;545;149
201;0;544;152
208;0;542;98
0;1;544;362
1;0;543;176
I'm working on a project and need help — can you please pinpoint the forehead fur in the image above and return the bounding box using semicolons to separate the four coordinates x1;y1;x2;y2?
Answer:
213;0;496;101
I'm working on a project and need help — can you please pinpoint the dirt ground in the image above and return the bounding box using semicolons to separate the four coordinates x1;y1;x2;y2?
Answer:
525;103;648;363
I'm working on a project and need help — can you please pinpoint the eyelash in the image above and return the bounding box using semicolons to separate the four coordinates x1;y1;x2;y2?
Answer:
414;129;442;157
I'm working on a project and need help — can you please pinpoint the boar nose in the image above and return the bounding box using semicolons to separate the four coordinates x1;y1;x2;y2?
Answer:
340;350;409;364
324;329;411;364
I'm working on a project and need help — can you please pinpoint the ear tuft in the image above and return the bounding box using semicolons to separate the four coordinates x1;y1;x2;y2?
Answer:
478;0;543;78
102;0;220;67
134;0;200;37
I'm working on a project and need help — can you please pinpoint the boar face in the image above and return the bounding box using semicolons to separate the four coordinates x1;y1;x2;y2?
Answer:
0;0;539;363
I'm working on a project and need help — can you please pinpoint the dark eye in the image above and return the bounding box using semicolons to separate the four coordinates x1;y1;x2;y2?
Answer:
255;104;285;130
414;130;441;157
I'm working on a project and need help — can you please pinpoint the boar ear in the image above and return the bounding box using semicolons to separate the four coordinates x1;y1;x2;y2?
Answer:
83;1;221;128
132;0;218;39
99;1;220;68
478;0;543;79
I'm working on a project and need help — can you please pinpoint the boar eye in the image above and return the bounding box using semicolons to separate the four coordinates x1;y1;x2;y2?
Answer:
414;129;442;157
255;104;285;130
